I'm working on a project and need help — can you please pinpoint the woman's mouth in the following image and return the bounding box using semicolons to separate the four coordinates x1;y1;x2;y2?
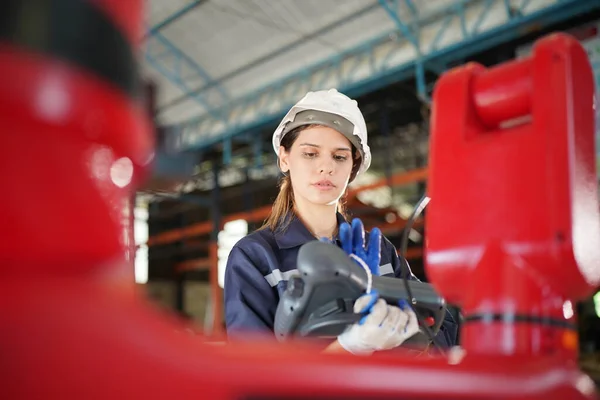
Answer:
313;180;335;190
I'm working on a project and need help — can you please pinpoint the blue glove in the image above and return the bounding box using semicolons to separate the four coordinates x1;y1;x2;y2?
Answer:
339;218;382;276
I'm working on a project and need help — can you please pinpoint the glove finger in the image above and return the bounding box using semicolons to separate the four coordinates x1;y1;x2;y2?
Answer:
398;299;410;309
339;222;352;255
354;291;378;314
366;228;382;275
374;306;403;350
361;299;388;327
351;218;365;254
379;308;412;350
380;304;401;331
403;308;420;337
395;307;409;332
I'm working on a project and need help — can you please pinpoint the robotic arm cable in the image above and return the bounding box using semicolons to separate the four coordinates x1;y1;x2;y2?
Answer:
350;254;373;295
399;194;448;356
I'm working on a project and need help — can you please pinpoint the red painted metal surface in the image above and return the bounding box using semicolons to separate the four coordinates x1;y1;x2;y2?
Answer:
0;1;598;398
427;33;600;360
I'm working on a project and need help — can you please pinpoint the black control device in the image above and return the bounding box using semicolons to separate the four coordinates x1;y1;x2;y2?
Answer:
274;241;446;347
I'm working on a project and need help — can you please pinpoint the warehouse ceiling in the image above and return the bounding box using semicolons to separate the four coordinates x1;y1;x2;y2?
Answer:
141;0;599;190
145;0;428;126
143;0;597;152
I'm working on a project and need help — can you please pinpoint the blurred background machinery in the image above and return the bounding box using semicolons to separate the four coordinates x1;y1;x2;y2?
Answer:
132;0;600;379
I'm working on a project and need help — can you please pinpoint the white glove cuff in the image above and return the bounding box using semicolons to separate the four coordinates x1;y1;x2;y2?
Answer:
337;331;374;356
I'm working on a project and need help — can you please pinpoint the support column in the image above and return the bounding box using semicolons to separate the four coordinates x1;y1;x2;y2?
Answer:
243;168;255;232
175;274;185;313
381;103;393;193
209;160;224;336
174;212;187;314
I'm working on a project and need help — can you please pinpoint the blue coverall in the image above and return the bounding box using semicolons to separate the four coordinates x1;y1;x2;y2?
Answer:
224;212;458;347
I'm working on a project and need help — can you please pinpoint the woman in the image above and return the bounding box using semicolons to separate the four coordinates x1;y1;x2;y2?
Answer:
224;89;457;355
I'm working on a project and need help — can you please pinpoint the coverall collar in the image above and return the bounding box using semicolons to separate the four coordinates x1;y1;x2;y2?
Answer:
274;212;347;249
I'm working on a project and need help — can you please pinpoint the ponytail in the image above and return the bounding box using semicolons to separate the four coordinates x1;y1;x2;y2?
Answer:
262;174;295;232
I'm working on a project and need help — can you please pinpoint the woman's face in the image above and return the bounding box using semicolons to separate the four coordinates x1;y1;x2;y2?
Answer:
278;126;355;206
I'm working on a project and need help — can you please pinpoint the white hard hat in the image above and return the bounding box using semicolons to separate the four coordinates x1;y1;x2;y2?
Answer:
272;89;372;179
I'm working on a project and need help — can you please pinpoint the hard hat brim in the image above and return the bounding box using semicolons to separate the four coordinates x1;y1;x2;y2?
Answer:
280;110;365;164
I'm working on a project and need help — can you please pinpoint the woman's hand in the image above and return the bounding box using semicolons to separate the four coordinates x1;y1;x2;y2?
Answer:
338;218;382;276
336;291;419;355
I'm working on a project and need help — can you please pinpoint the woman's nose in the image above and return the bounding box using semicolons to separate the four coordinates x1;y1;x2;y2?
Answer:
319;160;335;175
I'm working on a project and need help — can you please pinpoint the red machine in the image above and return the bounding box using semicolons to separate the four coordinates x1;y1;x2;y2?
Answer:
427;32;600;360
0;1;598;399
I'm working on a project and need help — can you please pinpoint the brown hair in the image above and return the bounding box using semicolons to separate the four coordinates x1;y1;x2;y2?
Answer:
261;124;361;233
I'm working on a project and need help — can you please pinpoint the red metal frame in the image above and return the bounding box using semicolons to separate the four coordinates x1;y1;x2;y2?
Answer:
0;1;598;398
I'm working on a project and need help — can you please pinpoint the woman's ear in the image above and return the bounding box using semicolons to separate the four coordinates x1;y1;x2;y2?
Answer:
278;146;290;173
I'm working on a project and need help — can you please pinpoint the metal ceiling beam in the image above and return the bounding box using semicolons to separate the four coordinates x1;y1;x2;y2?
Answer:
378;0;419;47
158;1;384;113
145;32;228;120
145;1;228;116
378;0;434;101
169;0;599;153
146;0;207;37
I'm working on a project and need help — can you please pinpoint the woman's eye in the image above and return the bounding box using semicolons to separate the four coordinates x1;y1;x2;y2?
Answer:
334;155;348;162
303;152;317;158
